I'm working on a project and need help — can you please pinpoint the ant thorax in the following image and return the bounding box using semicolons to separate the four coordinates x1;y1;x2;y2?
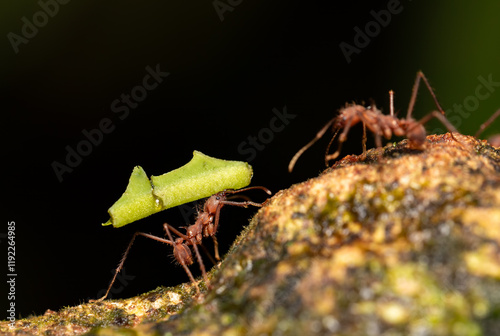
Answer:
197;211;212;224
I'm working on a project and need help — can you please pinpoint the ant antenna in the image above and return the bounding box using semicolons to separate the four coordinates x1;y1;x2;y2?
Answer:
324;128;341;166
225;186;272;195
389;90;395;116
288;117;337;172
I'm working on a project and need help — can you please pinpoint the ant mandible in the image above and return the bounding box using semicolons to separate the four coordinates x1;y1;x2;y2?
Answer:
93;186;271;300
288;71;461;172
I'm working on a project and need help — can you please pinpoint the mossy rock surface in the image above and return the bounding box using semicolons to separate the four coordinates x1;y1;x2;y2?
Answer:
2;133;500;336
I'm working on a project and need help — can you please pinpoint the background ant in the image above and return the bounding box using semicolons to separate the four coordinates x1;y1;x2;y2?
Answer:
94;186;271;300
288;71;462;172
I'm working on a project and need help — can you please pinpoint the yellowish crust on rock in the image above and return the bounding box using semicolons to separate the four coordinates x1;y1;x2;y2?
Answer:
3;133;500;336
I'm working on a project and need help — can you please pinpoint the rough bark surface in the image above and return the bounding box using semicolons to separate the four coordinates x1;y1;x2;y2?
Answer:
2;133;500;336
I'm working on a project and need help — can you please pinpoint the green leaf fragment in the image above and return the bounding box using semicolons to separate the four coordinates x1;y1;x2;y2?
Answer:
103;166;162;228
103;151;253;228
151;151;253;209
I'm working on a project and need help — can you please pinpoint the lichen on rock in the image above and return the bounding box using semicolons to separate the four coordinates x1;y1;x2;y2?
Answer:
2;133;500;336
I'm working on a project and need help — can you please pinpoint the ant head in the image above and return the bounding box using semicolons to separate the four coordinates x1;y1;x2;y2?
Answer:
336;105;365;127
204;191;227;213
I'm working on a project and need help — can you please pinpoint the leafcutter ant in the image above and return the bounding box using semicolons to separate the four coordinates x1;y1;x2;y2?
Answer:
93;186;271;300
288;71;461;172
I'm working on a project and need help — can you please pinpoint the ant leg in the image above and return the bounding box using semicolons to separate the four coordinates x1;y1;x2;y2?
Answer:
91;232;141;302
407;71;446;120
417;110;459;134
92;231;176;302
197;243;218;265
162;225;216;267
475;109;500;138
211;186;272;259
163;225;201;295
163;223;189;240
212;197;264;234
211;236;220;261
414;110;465;147
374;130;383;149
288;116;337;172
178;255;200;295
163;223;211;285
359;123;368;159
211;204;223;248
189;242;209;287
222;188;271;207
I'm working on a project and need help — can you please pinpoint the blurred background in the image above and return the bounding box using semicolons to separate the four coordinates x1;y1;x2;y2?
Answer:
3;0;500;318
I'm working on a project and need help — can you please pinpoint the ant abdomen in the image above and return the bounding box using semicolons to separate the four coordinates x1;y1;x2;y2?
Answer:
174;244;193;266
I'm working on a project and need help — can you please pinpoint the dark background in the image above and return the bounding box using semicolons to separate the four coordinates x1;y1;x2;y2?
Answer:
3;1;500;318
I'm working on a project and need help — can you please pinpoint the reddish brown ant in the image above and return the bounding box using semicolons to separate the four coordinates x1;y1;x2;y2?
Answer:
288;71;461;172
93;186;271;300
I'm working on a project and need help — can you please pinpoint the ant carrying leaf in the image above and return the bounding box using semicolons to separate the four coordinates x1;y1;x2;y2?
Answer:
103;151;254;228
93;151;271;300
94;186;271;300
